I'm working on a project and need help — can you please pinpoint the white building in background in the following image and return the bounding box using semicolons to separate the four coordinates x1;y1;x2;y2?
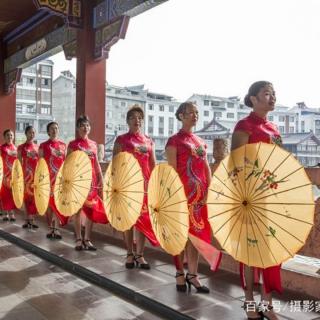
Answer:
188;94;300;135
52;70;76;143
290;102;320;136
16;60;54;143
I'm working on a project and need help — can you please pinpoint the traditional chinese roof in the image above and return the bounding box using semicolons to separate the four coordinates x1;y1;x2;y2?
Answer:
195;118;230;138
282;132;320;145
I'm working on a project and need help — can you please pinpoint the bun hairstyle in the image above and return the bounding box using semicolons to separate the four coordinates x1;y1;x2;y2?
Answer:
76;115;90;128
46;121;59;133
25;125;34;135
175;101;196;121
244;81;273;108
126;104;144;122
3;129;13;137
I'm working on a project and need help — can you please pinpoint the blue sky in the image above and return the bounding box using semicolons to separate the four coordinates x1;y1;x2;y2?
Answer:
52;0;320;107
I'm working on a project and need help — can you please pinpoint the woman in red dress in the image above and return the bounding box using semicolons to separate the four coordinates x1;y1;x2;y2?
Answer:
39;122;68;239
18;125;39;229
166;102;221;293
113;105;159;269
232;81;282;320
0;129;17;221
68;115;108;251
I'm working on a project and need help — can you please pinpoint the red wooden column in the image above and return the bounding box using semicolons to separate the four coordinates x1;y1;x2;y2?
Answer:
0;42;16;143
76;1;106;145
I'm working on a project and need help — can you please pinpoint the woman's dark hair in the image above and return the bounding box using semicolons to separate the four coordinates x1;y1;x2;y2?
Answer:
126;105;144;122
46;121;59;133
175;101;196;121
76;115;90;128
244;81;273;108
25;125;34;135
3;129;13;137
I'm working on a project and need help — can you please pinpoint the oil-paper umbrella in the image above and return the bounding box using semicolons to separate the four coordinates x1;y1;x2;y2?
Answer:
207;142;314;268
148;163;189;256
103;152;144;232
11;159;24;209
34;158;51;215
54;150;92;216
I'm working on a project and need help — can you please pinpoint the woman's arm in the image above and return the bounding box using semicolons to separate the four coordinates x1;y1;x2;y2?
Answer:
149;144;156;171
17;148;22;163
231;131;250;151
165;146;177;170
112;142;122;157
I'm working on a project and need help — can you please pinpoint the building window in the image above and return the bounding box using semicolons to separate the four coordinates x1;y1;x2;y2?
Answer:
41;78;50;87
159;128;164;135
106;111;113;119
106;123;113;129
203;121;209;127
279;116;285;122
227;113;234;118
268;115;274;121
169;117;174;135
121;101;126;107
16;104;22;113
159;105;165;112
204;110;209;117
279;126;285;133
227;102;234;108
289;116;295;123
148;127;153;135
214;112;222;118
159;116;164;125
315;120;320;126
27;105;35;113
169;105;174;113
41;106;51;114
148;104;154;111
289;126;294;133
301;121;305;132
204;100;209;106
40;65;52;76
211;101;220;106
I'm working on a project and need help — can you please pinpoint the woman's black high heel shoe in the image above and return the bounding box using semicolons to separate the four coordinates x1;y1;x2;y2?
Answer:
185;273;210;294
175;272;187;292
125;253;135;269
83;239;97;251
242;301;263;320
75;238;83;251
134;254;150;269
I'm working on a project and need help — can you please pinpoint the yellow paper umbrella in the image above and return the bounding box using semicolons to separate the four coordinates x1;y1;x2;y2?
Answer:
0;156;3;190
11;159;24;209
54;150;92;217
148;163;189;256
34;158;50;215
103;152;144;231
207;142;315;268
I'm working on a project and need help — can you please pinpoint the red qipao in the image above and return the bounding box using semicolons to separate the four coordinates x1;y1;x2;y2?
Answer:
115;132;159;246
18;142;39;215
234;111;283;294
68;138;108;224
39;139;68;226
166;130;222;271
0;143;17;211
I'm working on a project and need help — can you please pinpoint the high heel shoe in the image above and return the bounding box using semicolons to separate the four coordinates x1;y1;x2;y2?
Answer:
175;272;187;292
242;301;263;320
125;253;135;269
258;304;275;320
134;254;150;269
75;238;83;251
83;239;97;251
185;273;210;294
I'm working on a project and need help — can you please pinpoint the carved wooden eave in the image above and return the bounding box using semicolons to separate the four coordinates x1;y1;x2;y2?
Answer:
4;26;77;74
94;15;129;60
33;0;83;28
93;0;168;28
